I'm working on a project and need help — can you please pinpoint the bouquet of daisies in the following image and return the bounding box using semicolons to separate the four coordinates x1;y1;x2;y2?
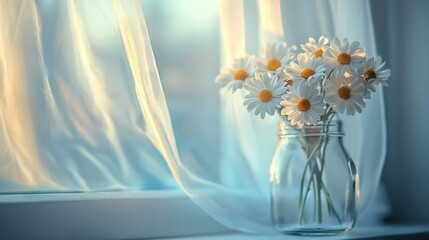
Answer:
216;37;391;229
215;37;391;127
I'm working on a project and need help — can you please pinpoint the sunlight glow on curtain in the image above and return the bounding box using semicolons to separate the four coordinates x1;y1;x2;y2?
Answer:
0;0;387;233
0;0;176;192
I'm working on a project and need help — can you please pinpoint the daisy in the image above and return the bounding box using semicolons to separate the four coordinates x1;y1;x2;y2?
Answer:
215;55;256;93
280;81;325;128
243;72;285;119
284;52;326;85
324;70;366;116
360;56;391;98
257;42;296;74
323;37;366;74
301;36;329;58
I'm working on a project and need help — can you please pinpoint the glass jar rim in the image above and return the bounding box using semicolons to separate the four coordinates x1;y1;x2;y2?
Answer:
278;120;344;137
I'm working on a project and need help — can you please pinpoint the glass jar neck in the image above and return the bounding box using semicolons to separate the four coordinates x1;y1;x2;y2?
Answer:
278;120;344;137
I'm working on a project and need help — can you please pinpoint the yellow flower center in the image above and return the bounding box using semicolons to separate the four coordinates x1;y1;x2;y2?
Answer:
233;69;249;80
267;58;281;71
338;86;351;100
337;53;351;65
297;97;311;112
364;69;377;82
286;79;293;86
258;89;273;102
315;48;323;58
300;68;316;79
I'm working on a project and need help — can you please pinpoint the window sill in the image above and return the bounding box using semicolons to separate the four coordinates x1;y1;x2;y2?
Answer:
0;190;229;239
164;225;429;240
2;191;428;239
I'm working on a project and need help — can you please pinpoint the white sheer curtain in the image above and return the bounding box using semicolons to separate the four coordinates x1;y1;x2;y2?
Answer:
0;0;388;233
0;0;176;192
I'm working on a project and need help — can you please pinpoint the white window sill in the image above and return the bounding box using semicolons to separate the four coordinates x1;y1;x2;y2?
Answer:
0;190;229;239
165;225;429;240
2;191;428;239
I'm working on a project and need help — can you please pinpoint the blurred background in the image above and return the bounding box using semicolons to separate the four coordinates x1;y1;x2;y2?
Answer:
142;0;429;224
371;0;429;224
142;0;221;179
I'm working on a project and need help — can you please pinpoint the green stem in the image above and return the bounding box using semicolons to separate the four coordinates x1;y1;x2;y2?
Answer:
314;165;322;223
318;113;342;224
298;112;340;225
321;182;342;224
298;135;324;222
312;174;317;222
298;138;323;223
320;69;335;99
298;68;337;225
319;112;336;174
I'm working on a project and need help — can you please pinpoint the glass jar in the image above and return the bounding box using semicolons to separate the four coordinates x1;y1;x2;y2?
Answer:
269;120;359;235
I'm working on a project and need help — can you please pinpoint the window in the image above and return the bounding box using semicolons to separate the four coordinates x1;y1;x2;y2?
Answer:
0;1;225;238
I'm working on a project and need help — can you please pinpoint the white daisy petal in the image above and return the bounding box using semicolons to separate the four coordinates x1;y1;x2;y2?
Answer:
243;72;286;119
215;55;256;92
246;100;259;111
360;56;391;93
280;81;324;128
324;73;366;116
324;37;366;74
284;52;326;86
258;42;296;74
